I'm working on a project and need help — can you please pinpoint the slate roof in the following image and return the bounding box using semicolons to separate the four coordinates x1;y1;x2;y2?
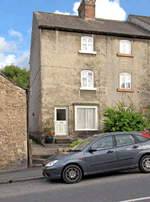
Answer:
129;15;150;25
34;11;150;39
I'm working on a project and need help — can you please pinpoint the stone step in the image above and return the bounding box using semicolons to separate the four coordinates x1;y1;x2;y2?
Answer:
32;154;51;159
55;139;71;144
43;143;70;148
32;159;45;165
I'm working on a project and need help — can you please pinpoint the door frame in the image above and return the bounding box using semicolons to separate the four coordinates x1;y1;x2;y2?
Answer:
54;106;68;136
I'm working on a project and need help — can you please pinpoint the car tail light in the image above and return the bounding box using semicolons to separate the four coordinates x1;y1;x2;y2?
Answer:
141;133;150;138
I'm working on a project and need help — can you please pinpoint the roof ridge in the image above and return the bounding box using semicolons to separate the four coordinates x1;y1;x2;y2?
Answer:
129;14;150;18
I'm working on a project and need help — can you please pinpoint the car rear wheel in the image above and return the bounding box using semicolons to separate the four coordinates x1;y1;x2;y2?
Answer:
62;164;82;184
139;155;150;173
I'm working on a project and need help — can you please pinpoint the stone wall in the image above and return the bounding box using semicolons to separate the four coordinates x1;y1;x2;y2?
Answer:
0;74;27;171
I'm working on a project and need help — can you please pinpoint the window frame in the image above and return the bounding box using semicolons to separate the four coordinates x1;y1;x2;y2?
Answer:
120;72;131;89
79;36;97;54
75;105;98;131
80;70;96;90
120;40;132;54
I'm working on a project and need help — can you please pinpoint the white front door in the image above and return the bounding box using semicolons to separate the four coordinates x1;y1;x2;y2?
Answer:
55;107;68;136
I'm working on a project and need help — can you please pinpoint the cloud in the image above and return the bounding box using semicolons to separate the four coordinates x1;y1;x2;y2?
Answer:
73;2;80;15
9;29;23;41
54;0;126;21
16;52;30;69
54;10;70;15
0;52;30;69
0;53;16;68
0;37;17;52
95;0;126;21
0;35;29;69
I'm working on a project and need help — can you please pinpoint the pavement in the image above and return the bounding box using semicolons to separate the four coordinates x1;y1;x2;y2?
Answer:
0;167;44;184
0;141;70;185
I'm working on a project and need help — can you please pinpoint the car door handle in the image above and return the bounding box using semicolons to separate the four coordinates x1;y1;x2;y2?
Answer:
132;145;139;149
107;150;113;154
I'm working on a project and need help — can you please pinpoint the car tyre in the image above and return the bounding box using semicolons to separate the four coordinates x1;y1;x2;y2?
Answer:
62;164;82;184
139;155;150;173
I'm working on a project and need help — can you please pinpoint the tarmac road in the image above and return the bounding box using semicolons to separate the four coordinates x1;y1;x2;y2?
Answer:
0;169;150;202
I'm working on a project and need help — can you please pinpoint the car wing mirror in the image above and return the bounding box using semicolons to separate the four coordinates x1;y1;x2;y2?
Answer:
89;147;97;153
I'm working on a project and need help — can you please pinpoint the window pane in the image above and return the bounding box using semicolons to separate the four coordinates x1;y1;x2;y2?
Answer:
82;44;87;50
77;108;86;129
116;134;135;146
120;41;125;53
88;78;93;87
88;38;93;43
82;37;87;43
125;41;131;54
82;77;87;87
57;109;66;121
120;74;125;88
92;136;113;150
126;82;130;89
87;108;95;129
88;72;93;77
82;70;88;77
88;44;93;51
136;135;149;142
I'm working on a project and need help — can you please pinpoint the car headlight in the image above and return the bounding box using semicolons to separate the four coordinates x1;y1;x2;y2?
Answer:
45;160;58;167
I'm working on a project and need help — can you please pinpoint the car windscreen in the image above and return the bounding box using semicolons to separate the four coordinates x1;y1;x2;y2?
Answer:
72;135;99;151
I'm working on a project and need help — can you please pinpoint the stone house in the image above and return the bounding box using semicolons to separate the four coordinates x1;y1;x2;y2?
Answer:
0;73;27;171
29;0;150;140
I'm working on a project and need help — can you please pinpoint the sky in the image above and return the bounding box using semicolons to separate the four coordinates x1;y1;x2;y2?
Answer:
0;0;150;70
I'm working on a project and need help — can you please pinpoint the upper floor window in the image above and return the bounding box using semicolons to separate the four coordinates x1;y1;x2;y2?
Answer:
120;73;131;89
120;40;131;54
81;36;93;52
81;70;94;89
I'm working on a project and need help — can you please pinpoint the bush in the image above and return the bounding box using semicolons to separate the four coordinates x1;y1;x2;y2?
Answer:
68;139;83;148
103;102;146;132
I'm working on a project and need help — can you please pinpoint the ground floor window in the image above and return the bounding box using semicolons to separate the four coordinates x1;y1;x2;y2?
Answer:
75;105;98;131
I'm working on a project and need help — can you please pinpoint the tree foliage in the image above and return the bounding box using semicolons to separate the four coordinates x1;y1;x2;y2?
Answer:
1;65;30;90
103;102;147;132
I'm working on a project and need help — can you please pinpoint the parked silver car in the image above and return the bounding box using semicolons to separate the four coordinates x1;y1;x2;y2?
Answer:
42;132;150;183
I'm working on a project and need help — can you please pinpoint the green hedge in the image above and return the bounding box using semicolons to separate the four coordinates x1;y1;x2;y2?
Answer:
103;102;148;132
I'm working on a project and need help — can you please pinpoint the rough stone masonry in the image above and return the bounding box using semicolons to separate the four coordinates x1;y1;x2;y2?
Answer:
0;74;27;171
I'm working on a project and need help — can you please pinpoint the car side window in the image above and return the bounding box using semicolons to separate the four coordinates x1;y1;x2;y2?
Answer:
136;135;149;142
92;136;113;150
115;134;135;147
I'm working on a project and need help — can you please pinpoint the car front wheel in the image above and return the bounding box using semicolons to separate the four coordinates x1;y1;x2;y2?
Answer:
62;164;82;184
139;155;150;173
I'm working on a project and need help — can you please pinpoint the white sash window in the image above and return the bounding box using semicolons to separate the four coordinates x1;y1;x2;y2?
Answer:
120;40;131;54
75;106;98;131
81;70;94;88
81;36;93;52
120;73;131;89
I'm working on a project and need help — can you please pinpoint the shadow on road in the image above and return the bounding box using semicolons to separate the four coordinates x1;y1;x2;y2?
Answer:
44;168;142;184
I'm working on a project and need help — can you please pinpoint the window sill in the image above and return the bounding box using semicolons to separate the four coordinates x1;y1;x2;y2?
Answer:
80;87;97;91
75;129;98;131
117;89;134;93
79;50;97;55
116;53;134;58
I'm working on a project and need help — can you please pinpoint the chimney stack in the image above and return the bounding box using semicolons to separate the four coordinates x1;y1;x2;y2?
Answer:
78;0;96;20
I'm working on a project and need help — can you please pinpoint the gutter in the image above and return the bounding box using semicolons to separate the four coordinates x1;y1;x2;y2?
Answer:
39;25;150;39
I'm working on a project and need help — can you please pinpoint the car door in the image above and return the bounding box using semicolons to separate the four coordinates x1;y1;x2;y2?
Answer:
84;135;118;174
115;134;142;168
